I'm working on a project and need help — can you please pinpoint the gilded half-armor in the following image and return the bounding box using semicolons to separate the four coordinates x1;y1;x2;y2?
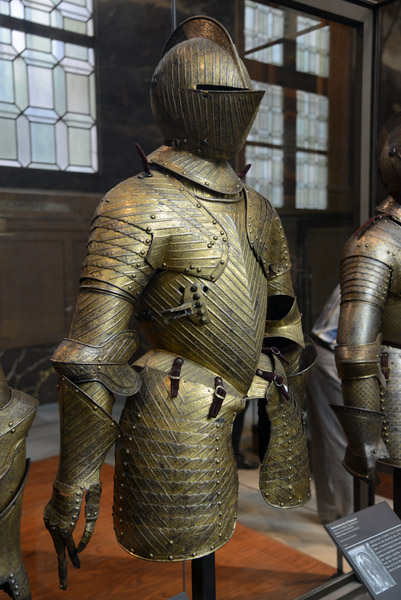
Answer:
44;16;313;584
0;365;38;600
335;111;401;483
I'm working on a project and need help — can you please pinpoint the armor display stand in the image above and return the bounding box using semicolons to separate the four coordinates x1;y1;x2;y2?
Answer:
295;476;374;600
191;553;216;600
392;466;401;518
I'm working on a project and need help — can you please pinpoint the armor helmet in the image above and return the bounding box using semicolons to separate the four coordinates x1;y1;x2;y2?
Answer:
376;111;401;199
150;16;264;162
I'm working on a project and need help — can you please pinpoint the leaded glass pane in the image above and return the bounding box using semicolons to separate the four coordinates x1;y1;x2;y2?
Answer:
0;117;17;158
248;81;283;145
0;59;14;102
68;126;90;166
0;26;97;171
296;151;327;209
16;113;30;166
244;0;283;66
245;145;284;208
2;0;93;36
296;90;329;151
28;65;53;107
31;121;55;162
296;15;330;78
66;72;89;113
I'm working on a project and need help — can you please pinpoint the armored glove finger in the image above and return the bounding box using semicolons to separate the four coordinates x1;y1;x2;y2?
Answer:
43;484;86;589
77;483;102;553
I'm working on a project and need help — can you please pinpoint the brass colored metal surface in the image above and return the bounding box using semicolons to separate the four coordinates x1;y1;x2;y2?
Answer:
265;298;304;348
53;330;141;395
45;15;309;581
0;366;38;600
115;350;244;561
148;146;242;195
150;17;264;162
259;359;311;508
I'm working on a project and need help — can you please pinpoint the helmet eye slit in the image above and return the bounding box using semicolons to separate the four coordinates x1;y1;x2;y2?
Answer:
196;84;248;91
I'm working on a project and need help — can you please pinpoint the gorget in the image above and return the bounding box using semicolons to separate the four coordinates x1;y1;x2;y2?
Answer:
148;145;243;195
376;196;401;223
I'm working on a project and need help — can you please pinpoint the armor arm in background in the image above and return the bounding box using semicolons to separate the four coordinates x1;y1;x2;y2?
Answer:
0;365;38;600
334;244;392;483
44;184;167;588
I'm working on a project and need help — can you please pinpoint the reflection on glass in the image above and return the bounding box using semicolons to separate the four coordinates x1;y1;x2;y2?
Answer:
296;151;327;209
245;0;283;65
245;145;284;208
249;81;283;146
296;15;330;77
296;90;328;151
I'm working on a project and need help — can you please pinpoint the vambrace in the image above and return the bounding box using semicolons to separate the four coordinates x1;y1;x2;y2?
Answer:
335;334;386;387
255;354;311;509
44;377;120;538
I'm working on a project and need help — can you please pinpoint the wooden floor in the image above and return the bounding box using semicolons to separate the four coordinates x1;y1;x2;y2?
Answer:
19;457;335;600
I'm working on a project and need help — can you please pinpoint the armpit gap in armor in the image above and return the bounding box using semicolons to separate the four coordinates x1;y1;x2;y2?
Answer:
335;334;386;386
340;255;391;307
52;330;141;396
330;405;388;483
264;295;304;348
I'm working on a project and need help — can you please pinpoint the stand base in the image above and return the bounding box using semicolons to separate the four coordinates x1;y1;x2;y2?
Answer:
295;573;370;600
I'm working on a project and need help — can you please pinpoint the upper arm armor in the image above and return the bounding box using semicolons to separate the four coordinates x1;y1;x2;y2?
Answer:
340;219;396;305
245;186;291;278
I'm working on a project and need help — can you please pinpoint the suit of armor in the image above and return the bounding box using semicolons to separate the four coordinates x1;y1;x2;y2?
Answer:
0;365;38;600
44;16;313;586
335;112;401;483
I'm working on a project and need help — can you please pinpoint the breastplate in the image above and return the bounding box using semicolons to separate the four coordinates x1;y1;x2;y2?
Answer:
137;190;267;396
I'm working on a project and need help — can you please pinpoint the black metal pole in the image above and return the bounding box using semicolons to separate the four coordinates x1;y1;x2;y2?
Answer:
393;466;401;518
171;0;176;31
353;477;375;512
191;553;216;600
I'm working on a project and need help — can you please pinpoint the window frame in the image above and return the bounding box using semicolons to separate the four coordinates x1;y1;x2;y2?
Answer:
0;4;106;193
